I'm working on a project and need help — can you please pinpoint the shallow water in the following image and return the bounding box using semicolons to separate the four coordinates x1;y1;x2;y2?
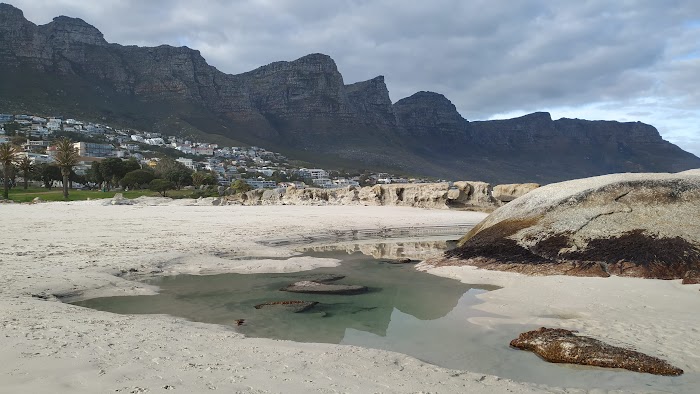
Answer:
74;238;697;392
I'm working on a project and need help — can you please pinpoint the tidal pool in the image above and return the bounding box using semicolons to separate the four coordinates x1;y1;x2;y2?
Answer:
74;238;696;392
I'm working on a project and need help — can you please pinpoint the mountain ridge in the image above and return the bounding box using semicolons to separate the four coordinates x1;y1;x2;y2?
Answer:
1;3;698;183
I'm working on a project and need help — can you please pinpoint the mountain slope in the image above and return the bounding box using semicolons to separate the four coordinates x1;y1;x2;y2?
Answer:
1;3;698;183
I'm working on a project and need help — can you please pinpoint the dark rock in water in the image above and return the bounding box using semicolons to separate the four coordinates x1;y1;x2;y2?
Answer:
383;258;417;264
282;281;368;295
301;274;346;283
510;327;683;376
254;300;318;313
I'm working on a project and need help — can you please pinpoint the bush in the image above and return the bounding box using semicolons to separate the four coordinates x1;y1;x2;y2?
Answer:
120;169;155;189
231;179;252;194
149;178;175;197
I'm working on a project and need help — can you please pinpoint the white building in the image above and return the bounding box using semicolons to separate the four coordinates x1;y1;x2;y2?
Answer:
47;118;62;131
333;178;360;187
145;138;165;146
299;168;328;180
176;157;196;170
244;179;277;189
312;178;334;188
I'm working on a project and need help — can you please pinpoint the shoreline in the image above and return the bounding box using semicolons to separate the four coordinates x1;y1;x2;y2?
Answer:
2;202;698;392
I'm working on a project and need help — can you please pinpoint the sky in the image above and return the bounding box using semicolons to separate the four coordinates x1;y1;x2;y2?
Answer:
7;0;700;157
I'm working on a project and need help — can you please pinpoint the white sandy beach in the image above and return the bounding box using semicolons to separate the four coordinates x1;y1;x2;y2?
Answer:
1;201;698;393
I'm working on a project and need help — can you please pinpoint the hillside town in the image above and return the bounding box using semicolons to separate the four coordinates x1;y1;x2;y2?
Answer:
0;113;430;190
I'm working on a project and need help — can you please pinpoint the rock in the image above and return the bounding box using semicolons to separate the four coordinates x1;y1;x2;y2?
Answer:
449;181;498;210
682;270;700;285
217;186;226;196
32;197;43;203
394;91;466;140
254;300;319;313
110;193;131;205
383;258;416;264
301;274;345;283
510;327;683;376
492;183;540;203
227;182;499;211
282;281;368;295
433;170;700;280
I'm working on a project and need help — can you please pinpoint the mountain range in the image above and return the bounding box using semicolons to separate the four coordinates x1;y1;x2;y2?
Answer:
1;3;698;183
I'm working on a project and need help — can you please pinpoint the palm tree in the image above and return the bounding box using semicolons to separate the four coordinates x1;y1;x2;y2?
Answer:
0;143;19;200
17;155;33;190
53;138;79;199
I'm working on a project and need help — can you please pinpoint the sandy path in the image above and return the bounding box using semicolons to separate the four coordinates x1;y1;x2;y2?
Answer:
3;201;697;393
1;202;568;393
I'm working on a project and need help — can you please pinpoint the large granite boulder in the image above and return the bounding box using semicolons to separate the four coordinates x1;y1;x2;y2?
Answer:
432;170;700;279
511;327;683;376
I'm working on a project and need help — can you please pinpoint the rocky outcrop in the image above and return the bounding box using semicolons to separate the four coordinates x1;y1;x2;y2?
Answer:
1;4;699;183
432;170;700;280
394;91;468;140
492;183;540;203
511;327;683;376
281;281;368;295
229;182;499;211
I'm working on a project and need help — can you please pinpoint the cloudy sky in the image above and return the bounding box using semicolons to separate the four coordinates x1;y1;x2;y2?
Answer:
8;0;700;156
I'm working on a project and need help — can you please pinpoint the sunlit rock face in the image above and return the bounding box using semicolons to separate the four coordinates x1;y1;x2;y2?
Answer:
231;182;499;211
432;170;700;280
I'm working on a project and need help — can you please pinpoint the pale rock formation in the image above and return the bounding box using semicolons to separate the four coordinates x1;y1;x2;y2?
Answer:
432;170;700;279
492;183;540;203
228;182;499;211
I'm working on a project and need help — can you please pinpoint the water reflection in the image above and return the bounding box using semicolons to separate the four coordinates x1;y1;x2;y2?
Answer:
71;238;699;392
75;249;494;344
300;237;458;260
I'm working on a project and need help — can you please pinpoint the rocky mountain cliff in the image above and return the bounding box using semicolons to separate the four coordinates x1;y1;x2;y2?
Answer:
1;3;699;183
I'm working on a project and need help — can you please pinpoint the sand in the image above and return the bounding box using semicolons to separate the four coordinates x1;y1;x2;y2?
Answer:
1;200;698;393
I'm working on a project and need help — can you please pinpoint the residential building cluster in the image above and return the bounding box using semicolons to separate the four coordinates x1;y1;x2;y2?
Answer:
1;112;433;189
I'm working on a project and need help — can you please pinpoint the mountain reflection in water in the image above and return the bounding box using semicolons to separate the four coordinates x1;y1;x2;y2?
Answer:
75;248;495;344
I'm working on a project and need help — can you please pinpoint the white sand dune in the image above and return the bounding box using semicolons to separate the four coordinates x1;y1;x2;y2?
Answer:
1;201;697;393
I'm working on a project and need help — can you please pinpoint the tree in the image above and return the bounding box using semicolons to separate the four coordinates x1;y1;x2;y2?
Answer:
87;161;104;187
0;143;19;199
17;155;33;190
123;158;141;173
202;172;217;186
53;138;79;199
99;158;127;190
2;121;20;136
36;164;62;189
191;171;206;188
231;179;252;194
149;178;175;197
120;169;155;189
154;158;192;189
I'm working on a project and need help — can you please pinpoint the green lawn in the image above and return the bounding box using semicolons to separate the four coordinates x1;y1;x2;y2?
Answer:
6;187;201;203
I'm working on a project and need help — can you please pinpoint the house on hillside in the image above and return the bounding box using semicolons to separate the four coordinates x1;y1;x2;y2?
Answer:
73;142;115;158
